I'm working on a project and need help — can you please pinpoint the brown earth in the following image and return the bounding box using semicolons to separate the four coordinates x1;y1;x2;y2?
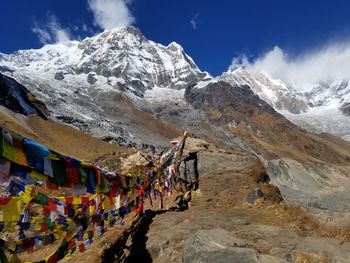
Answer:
0;106;128;162
209;105;350;167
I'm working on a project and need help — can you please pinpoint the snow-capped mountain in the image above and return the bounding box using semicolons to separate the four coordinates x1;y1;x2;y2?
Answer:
220;68;308;114
220;68;350;141
1;25;350;143
303;79;350;110
0;26;208;147
0;26;205;96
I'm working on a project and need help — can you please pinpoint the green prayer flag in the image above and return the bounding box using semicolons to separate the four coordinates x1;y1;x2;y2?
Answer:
80;168;88;186
57;240;68;259
33;192;49;205
51;159;67;186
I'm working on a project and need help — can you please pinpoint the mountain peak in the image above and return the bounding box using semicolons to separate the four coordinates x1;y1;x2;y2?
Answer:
220;67;308;114
167;42;183;52
103;26;146;40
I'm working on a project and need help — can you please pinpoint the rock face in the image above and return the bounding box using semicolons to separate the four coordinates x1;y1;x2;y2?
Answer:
176;137;208;191
184;80;278;129
0;73;48;119
54;72;65;80
87;73;97;85
340;102;350;116
177;152;199;191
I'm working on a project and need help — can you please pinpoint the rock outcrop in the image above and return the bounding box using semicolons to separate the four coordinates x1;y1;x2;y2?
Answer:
0;73;48;119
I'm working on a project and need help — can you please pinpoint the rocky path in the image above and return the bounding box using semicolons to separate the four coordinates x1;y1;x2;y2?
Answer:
105;150;350;263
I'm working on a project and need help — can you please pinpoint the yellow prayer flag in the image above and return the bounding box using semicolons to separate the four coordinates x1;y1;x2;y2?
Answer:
0;198;22;222
30;170;47;181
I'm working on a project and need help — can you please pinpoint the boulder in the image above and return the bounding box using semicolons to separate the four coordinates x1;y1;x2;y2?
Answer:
54;72;65;80
120;153;152;174
181;137;210;158
175;137;210;191
87;73;97;85
247;188;264;204
246;185;283;204
259;184;283;203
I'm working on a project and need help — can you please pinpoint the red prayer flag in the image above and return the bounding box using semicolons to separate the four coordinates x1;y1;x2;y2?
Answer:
0;196;12;206
48;200;57;211
78;243;86;253
81;196;89;204
68;239;76;250
65;197;73;204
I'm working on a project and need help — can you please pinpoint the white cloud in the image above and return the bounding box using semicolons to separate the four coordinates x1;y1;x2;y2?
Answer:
87;0;134;30
32;14;71;44
190;13;200;30
230;42;350;90
32;21;53;44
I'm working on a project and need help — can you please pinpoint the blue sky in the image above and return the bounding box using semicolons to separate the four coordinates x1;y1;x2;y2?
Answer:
2;0;350;76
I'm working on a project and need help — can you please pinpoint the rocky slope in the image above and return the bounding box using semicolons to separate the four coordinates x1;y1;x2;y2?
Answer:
141;149;350;263
182;79;350;215
221;68;350;141
0;105;126;161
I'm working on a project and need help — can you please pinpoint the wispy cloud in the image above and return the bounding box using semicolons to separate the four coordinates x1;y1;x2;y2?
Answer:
32;14;71;44
190;13;200;30
31;0;135;45
87;0;135;30
230;42;350;90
